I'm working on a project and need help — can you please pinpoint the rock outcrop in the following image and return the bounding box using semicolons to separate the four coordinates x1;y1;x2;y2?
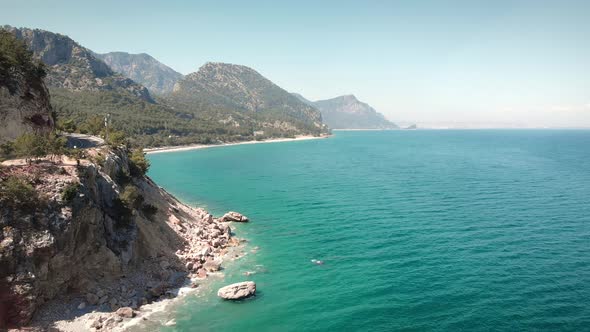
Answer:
0;147;244;329
217;281;256;300
0;30;54;142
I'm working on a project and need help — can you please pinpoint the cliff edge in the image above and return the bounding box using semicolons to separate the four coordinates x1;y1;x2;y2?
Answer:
0;147;241;330
0;30;54;143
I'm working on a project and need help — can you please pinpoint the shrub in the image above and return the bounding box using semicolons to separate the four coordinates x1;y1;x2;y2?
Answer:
120;185;143;209
0;175;40;209
0;141;14;160
57;118;77;133
79;116;104;135
61;182;80;202
107;130;127;147
13;133;46;161
94;153;105;167
141;203;158;220
112;197;133;227
129;149;150;177
114;168;131;186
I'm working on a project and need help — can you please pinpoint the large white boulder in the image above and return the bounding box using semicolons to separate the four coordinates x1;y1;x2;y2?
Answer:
220;211;249;222
217;281;256;300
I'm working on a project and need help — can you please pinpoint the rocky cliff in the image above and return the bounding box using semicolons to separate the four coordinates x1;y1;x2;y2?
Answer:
0;147;240;329
4;26;153;103
170;62;326;136
296;93;398;129
94;52;183;95
0;30;54;142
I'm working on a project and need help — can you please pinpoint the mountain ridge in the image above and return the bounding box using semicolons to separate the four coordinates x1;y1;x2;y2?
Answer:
4;26;154;103
292;93;397;129
3;26;328;146
170;62;326;136
94;51;183;95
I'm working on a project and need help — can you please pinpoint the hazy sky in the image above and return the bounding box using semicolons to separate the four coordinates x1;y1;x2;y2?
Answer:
2;0;590;127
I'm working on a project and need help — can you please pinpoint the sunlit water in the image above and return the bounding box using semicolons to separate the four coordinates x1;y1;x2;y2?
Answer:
147;130;590;331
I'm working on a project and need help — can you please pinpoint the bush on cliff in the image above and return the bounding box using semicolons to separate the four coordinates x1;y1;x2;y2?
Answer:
61;182;79;202
0;175;41;210
129;148;150;177
121;185;144;209
141;203;158;220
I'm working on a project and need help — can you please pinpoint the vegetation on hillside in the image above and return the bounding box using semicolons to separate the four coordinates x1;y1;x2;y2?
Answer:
0;175;43;210
5;133;66;162
0;30;46;93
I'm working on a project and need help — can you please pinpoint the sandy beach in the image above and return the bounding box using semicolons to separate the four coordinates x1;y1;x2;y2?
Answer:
145;135;330;154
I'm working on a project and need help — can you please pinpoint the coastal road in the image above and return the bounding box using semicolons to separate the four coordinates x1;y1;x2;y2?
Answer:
65;133;105;149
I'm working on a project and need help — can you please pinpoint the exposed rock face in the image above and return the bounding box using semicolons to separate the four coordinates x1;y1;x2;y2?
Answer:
294;93;398;129
221;211;249;222
170;62;326;136
4;26;153;102
217;281;256;300
0;147;241;328
95;52;183;95
0;30;54;142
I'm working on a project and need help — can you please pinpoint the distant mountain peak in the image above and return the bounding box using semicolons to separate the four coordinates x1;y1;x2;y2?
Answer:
171;62;325;135
340;94;358;101
293;93;397;130
94;51;183;95
6;26;154;102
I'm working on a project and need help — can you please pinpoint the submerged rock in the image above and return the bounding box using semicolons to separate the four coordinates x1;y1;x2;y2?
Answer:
220;211;249;222
217;281;256;300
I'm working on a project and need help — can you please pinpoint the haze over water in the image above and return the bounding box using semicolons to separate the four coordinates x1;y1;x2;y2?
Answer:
148;130;590;331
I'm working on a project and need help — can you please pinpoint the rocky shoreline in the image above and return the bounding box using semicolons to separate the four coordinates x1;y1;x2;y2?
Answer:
28;209;250;332
0;148;252;331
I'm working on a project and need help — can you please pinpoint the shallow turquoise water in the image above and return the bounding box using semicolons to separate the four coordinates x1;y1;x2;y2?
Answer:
148;130;590;331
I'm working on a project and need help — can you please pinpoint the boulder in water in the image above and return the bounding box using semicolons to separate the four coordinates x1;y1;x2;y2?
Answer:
220;211;249;222
217;281;256;300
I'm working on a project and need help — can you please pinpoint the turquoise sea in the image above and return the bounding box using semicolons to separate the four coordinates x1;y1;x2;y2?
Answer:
147;130;590;331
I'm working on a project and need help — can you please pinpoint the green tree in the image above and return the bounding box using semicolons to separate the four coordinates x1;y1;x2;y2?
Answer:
47;134;67;160
57;118;77;133
80;116;104;135
0;30;46;93
0;141;14;160
13;133;46;162
108;130;127;147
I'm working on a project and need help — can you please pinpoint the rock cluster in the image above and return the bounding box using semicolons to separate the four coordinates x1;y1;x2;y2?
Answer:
217;281;256;300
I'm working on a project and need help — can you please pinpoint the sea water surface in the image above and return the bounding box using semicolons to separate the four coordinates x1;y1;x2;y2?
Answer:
148;130;590;331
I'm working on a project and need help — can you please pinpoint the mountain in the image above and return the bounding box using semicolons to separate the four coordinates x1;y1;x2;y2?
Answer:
169;62;326;136
0;30;54;142
94;52;183;95
307;94;397;129
291;92;314;106
5;26;153;102
3;27;327;146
